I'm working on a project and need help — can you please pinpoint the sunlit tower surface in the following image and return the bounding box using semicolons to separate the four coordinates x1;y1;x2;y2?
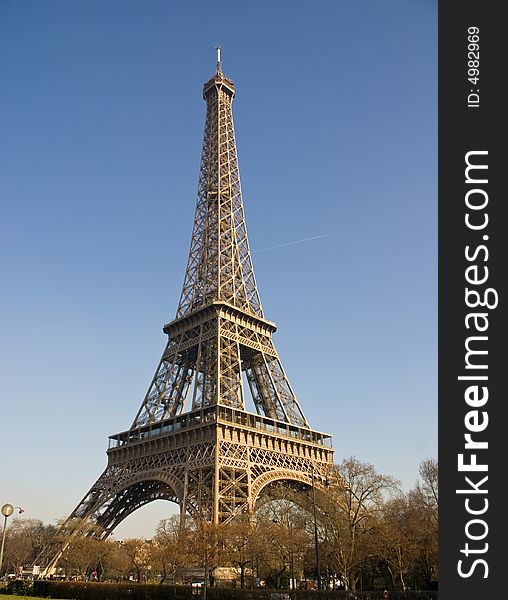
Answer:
37;51;334;576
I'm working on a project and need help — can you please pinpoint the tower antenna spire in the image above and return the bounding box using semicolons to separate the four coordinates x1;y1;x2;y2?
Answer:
216;44;222;73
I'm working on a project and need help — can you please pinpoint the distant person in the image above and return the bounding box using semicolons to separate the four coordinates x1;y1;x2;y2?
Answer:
383;591;389;600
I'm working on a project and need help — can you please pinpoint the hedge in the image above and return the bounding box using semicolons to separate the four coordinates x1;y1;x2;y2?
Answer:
0;582;438;600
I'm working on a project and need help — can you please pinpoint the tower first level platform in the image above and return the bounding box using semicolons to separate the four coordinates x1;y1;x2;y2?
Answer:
103;404;333;528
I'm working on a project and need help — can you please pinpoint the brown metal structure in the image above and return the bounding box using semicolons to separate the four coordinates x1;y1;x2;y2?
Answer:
37;53;334;575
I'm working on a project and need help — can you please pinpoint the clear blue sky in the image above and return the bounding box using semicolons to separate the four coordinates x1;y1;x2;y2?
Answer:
1;0;437;539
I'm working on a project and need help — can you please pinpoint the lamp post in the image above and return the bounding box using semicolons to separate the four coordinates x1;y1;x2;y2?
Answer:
1;504;24;580
311;471;321;590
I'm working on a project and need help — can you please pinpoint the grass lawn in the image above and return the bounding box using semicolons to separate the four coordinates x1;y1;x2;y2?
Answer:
8;596;57;600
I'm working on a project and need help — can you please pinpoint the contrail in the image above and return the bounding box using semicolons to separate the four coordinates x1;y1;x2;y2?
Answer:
253;234;328;254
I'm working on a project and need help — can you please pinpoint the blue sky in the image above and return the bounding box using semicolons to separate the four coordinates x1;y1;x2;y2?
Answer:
0;0;437;539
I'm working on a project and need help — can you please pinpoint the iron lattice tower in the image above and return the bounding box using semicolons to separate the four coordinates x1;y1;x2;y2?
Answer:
38;52;334;575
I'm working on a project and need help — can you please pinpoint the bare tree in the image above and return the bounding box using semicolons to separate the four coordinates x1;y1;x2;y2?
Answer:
120;538;152;582
254;486;313;589
321;457;399;592
186;519;225;595
405;459;438;589
153;515;189;584
379;495;413;590
221;519;254;588
1;518;56;576
416;457;438;521
101;540;132;581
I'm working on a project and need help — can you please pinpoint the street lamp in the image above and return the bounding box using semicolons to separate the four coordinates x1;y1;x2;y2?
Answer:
1;504;24;580
310;471;321;590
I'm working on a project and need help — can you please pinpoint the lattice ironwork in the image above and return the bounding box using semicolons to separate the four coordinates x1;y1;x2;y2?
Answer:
176;61;261;320
35;53;335;577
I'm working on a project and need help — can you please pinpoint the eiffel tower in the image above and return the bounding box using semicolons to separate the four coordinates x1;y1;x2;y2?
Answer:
38;51;334;575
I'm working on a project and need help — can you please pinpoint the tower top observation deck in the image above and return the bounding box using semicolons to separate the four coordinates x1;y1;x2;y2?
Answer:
203;46;235;98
